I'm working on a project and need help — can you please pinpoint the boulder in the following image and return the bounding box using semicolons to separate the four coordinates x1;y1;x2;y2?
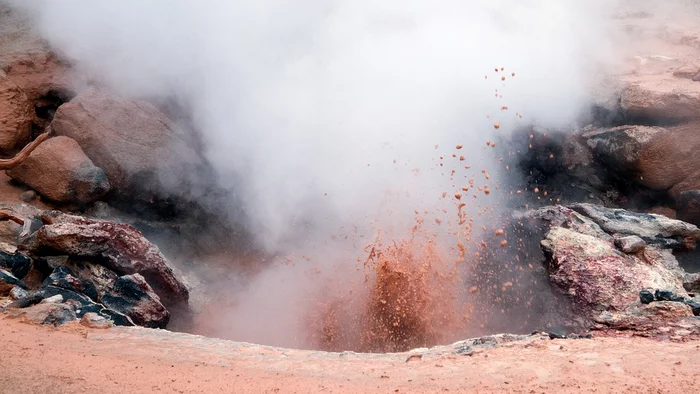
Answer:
583;125;665;175
0;70;32;152
541;226;686;314
25;211;189;307
6;136;110;204
51;88;208;205
101;274;169;328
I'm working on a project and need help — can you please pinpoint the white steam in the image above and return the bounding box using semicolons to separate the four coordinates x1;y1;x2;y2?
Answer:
11;0;620;250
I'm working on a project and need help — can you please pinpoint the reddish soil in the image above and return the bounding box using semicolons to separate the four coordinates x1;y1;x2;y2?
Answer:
1;315;698;394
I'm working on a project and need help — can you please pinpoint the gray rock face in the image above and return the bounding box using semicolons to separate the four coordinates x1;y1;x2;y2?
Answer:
6;302;77;326
6;136;110;204
584;125;665;174
569;203;700;249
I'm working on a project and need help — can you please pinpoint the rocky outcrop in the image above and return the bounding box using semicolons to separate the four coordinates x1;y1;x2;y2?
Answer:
0;70;32;152
620;81;700;123
101;274;169;328
523;204;699;332
6;136;110;203
51;88;208;206
25;211;189;308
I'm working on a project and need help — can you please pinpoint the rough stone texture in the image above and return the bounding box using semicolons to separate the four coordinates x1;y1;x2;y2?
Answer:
63;258;119;299
42;266;99;302
0;202;42;245
0;249;31;279
26;211;189;308
6;136;110;204
51;88;208;204
541;227;686;314
584;125;665;175
102;274;169;329
5;302;76;326
569;203;700;249
614;235;646;253
0;70;32;152
0;267;25;295
636;122;700;198
676;190;700;226
594;301;695;332
620;81;700;123
80;312;114;329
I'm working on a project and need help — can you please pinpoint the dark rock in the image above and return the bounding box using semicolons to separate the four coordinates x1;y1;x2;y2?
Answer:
685;299;700;316
639;290;655;304
0;268;26;295
101;274;169;328
547;331;567;339
42;266;99;302
654;289;686;302
614;235;646;253
25;211;189;308
677;190;700;226
0;249;31;279
63;258;119;298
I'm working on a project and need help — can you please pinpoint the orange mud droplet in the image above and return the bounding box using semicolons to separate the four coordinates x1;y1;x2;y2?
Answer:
529;134;534;139
500;240;508;247
493;122;500;129
495;229;504;236
534;187;540;193
456;144;463;150
501;76;506;81
469;286;478;294
511;72;516;77
459;155;465;161
501;105;508;111
454;193;462;200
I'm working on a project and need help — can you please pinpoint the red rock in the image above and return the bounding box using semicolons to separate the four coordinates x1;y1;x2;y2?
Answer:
0;70;32;152
27;211;189;308
6;136;110;203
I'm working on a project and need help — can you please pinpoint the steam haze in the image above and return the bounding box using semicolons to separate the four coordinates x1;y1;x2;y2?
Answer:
10;0;639;348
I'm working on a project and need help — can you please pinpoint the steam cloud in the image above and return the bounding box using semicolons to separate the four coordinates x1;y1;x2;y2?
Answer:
8;0;666;348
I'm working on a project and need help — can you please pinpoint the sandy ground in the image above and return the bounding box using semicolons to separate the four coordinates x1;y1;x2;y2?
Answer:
1;316;698;394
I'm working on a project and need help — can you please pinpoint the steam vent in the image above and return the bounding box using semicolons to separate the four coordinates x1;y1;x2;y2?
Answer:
1;1;700;392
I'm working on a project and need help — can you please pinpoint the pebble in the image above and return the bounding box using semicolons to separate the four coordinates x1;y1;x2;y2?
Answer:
40;294;64;304
9;286;28;300
19;190;37;202
80;312;113;329
639;290;655;304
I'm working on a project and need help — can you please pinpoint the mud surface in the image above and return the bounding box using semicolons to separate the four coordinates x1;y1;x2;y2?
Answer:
1;316;698;394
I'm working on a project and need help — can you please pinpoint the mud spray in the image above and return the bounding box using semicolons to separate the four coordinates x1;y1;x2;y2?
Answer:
11;0;675;351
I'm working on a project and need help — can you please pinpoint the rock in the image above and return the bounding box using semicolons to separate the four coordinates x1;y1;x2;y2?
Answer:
19;190;36;202
51;88;209;205
6;136;111;204
513;205;612;242
42;266;99;302
9;285;28;300
80;312;113;329
26;211;189;308
39;294;63;304
569;203;700;249
541;226;687;315
0;268;25;295
0;70;32;152
676;190;700;226
6;302;76;326
654;289;686;302
584;125;665;174
614;235;646;253
0;202;42;245
0;249;31;279
8;285;134;326
639;290;655;304
101;274;169;328
685;299;700;316
63;258;119;298
620;81;700;123
684;273;700;293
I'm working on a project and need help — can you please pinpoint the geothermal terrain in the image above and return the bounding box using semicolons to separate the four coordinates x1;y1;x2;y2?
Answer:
2;1;700;393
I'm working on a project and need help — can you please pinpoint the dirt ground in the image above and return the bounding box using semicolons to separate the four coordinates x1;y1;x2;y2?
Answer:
0;316;698;394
